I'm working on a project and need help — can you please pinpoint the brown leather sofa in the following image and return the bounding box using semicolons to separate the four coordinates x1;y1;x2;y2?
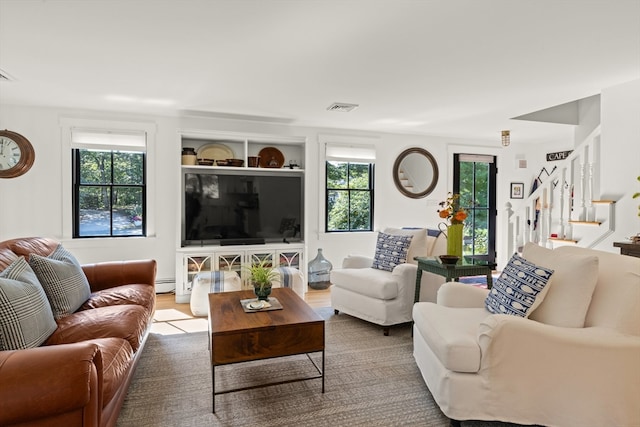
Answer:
0;237;156;427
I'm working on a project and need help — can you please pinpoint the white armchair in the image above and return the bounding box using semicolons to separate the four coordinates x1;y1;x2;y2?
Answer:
330;227;446;335
412;244;640;426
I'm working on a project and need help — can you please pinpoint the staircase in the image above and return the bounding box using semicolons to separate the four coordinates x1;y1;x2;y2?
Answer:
504;125;615;255
397;169;414;193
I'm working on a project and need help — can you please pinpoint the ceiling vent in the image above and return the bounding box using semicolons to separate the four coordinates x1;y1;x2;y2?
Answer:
327;102;359;112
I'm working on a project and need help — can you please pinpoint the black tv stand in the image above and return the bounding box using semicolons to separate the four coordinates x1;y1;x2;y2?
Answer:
220;238;266;246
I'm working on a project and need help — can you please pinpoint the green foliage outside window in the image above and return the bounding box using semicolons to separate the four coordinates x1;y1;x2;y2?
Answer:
459;161;490;255
326;161;373;232
74;149;145;237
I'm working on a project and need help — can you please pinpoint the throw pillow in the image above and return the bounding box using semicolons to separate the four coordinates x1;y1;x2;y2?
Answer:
371;232;414;272
383;227;427;264
522;243;599;327
29;244;91;319
0;257;58;350
485;253;554;317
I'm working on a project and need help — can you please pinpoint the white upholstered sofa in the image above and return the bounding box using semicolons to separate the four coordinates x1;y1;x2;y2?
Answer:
412;243;640;427
330;227;447;335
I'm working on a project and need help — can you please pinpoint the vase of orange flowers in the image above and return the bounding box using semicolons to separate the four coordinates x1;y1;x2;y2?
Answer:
438;193;467;258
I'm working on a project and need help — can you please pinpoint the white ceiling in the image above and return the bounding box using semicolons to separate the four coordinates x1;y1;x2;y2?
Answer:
1;0;638;145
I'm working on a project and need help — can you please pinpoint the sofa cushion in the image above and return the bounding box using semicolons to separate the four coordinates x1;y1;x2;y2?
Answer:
29;244;91;319
8;237;59;259
89;337;134;407
331;267;399;300
372;232;413;272
80;284;156;313
0;257;57;350
523;243;599;327
45;304;150;351
485;253;554;318
413;302;489;373
0;247;19;271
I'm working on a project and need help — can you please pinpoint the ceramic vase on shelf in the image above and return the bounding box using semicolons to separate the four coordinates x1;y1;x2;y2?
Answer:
308;248;333;290
446;223;464;258
181;147;197;165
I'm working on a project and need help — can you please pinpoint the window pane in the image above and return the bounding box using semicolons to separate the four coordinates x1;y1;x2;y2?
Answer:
348;163;370;189
78;186;111;237
327;190;349;231
473;211;489;254
327;162;347;189
113;151;144;185
350;191;371;230
79;150;112;184
474;162;489;207
113;187;143;236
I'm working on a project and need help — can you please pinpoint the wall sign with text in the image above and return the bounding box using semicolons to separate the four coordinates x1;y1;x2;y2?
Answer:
546;150;573;161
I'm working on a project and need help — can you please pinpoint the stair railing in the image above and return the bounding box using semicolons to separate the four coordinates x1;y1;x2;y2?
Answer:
505;126;602;256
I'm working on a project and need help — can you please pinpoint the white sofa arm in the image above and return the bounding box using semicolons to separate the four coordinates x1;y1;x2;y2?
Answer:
341;255;374;269
437;282;489;308
391;262;418;284
477;315;640;426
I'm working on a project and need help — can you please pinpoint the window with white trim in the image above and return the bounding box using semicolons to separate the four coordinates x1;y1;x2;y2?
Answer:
325;143;375;232
71;129;146;238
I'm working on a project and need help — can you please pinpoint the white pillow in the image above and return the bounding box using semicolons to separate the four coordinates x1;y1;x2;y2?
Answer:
383;227;427;264
522;243;599;327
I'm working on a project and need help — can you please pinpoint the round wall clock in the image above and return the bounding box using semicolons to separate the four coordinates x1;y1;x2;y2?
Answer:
0;130;35;178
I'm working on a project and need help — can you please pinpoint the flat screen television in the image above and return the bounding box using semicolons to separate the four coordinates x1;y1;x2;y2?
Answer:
182;169;304;247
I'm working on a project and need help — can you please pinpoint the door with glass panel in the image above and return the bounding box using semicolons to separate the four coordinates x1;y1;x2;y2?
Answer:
453;154;497;264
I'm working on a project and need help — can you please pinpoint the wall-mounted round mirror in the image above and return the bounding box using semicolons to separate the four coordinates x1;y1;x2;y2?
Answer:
393;147;439;199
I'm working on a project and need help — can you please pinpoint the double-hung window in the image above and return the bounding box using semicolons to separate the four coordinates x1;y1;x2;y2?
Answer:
325;143;375;232
71;129;146;238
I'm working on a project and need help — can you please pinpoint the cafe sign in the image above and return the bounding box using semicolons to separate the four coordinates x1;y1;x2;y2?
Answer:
546;150;573;162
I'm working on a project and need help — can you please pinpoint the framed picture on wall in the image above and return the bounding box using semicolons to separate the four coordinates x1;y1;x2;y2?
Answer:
510;182;524;199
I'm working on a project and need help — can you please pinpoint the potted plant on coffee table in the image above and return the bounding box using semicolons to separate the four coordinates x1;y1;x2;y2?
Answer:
244;258;280;301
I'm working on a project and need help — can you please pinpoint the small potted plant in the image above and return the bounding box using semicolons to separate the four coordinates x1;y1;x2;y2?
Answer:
244;258;280;301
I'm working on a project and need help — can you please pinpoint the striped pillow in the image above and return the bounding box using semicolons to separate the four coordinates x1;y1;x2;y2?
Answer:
29;244;91;319
0;257;57;350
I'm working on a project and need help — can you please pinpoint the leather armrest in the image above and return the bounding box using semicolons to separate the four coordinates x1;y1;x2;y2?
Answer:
0;343;102;426
82;259;157;292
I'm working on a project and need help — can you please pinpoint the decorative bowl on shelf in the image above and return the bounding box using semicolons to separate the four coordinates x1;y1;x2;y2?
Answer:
216;160;229;166
226;158;244;167
439;255;460;265
197;158;215;166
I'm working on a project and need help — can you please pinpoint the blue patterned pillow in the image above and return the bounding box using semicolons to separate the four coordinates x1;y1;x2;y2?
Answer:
371;232;413;272
485;253;554;317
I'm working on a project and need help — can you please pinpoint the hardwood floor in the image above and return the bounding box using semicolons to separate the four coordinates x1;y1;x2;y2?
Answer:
155;286;332;318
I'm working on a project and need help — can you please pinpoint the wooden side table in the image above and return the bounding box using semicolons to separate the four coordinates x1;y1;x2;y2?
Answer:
613;242;640;258
413;257;496;303
208;288;325;413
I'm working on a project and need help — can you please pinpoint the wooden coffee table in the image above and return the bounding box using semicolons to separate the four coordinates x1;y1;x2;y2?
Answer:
207;287;325;412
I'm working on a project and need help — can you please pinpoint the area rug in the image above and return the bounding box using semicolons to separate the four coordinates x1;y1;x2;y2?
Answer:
116;308;526;427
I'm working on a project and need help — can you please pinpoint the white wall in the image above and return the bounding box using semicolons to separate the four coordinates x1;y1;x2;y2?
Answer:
1;79;637;288
600;79;640;243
